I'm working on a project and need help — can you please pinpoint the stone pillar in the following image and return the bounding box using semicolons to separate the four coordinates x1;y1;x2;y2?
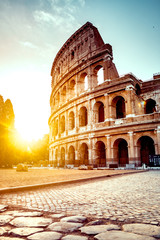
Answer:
92;138;97;167
88;98;92;130
65;110;68;136
128;131;135;165
156;126;160;154
125;85;135;118
75;141;79;166
104;93;111;126
105;135;111;167
75;105;79;133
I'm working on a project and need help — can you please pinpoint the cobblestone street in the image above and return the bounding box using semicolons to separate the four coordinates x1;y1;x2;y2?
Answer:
0;171;160;224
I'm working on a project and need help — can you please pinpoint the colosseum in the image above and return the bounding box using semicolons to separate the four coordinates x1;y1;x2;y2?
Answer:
48;22;160;168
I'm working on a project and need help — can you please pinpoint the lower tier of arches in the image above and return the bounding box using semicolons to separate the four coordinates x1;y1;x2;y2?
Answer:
49;131;160;168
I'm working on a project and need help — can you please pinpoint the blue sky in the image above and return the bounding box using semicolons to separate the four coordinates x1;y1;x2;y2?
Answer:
0;0;159;140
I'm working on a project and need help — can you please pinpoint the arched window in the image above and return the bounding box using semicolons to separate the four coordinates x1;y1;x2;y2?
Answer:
60;115;65;133
60;147;65;167
113;138;129;166
112;96;126;119
79;143;89;165
70;80;75;98
78;73;87;94
135;84;141;95
79;106;88;127
68;146;75;165
145;99;156;114
95;141;106;167
138;136;155;165
69;111;75;130
55;119;58;136
94;65;104;85
61;86;66;103
93;101;105;123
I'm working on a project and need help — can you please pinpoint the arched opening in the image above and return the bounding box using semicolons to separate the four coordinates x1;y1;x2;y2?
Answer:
95;141;106;167
61;86;66;103
70;80;75;98
55;119;58;136
135;84;141;95
94;65;104;85
112;96;126;119
68;146;75;165
93;101;105;123
78;73;87;94
55;148;58;167
113;138;129;166
145;99;156;114
79;106;88;127
138;136;155;166
60;147;65;167
69;111;75;130
79;143;89;165
60;115;65;133
84;75;88;90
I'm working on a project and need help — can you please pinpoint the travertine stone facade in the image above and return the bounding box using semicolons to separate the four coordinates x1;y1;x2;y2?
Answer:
49;22;160;168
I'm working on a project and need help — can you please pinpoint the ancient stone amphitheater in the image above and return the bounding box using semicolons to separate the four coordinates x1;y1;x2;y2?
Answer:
49;22;160;168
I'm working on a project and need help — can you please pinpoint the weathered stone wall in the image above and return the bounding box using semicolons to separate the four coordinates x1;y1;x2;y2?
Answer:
49;22;160;168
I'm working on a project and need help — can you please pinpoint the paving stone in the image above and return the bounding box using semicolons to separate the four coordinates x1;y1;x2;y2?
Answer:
61;215;86;223
62;235;88;240
9;227;44;237
27;231;62;240
0;215;13;225
50;213;65;218
123;223;160;238
80;224;120;235
0;237;23;240
0;227;6;235
12;211;43;217
48;222;83;233
0;205;8;212
10;217;52;228
94;230;156;240
86;220;104;226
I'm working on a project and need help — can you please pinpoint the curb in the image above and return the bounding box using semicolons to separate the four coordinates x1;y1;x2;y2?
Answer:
0;170;147;194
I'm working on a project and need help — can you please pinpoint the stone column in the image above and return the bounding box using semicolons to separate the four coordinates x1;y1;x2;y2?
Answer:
156;126;160;154
125;85;135;118
75;105;79;133
104;93;110;126
128;131;135;165
65;110;68;136
105;135;111;167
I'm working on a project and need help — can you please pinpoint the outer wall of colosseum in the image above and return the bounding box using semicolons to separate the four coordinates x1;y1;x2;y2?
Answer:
49;22;160;168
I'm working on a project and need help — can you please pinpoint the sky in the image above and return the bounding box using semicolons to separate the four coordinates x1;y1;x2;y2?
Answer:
0;0;160;140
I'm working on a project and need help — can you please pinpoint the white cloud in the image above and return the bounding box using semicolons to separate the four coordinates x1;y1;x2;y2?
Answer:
20;41;38;49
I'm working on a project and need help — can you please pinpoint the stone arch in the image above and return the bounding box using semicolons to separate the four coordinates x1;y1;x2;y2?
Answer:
145;99;156;114
79;143;89;165
69;111;75;130
93;101;104;123
70;79;76;98
60;147;65;167
60;115;65;133
68;145;75;165
55;148;58;167
61;86;66;103
78;72;87;94
112;96;126;119
79;106;88;127
135;84;141;95
113;138;129;166
94;65;104;85
137;136;155;166
55;119;58;136
95;141;106;167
